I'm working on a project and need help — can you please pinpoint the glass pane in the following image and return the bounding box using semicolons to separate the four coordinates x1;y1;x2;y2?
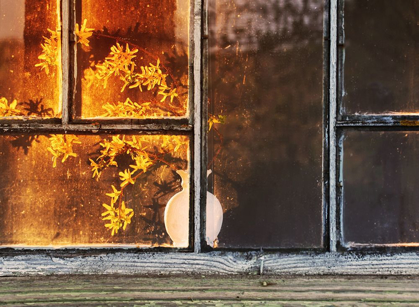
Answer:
208;0;324;248
0;0;61;119
343;0;419;114
0;134;189;247
343;131;419;246
76;0;189;119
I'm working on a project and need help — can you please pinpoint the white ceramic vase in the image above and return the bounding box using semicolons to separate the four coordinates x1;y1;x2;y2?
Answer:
164;170;223;247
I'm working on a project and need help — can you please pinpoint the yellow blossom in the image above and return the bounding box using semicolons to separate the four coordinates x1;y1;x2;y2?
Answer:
0;97;23;117
102;201;134;235
130;153;153;174
119;169;135;187
35;29;60;74
158;85;178;103
106;185;121;205
75;19;94;47
47;135;81;167
208;114;226;131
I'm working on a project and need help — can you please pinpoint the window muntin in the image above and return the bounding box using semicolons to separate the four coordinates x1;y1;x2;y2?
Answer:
208;0;325;248
0;0;62;118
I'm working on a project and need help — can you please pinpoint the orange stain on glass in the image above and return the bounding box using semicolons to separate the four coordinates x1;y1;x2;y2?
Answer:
78;0;190;119
0;0;62;118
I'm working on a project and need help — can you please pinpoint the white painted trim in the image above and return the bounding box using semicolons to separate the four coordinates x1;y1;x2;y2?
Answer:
2;252;419;276
193;0;203;253
329;0;338;252
61;0;70;125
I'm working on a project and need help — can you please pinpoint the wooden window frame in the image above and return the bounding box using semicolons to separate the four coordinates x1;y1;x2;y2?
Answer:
2;0;419;276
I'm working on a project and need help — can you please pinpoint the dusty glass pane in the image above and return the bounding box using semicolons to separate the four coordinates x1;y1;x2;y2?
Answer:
208;0;324;248
343;0;419;114
343;131;419;246
76;0;189;119
0;134;189;247
0;0;61;118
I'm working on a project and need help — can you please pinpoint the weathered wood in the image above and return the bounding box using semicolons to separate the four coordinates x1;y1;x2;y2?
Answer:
2;275;419;305
329;0;338;252
3;252;419;276
193;0;203;253
0;122;192;133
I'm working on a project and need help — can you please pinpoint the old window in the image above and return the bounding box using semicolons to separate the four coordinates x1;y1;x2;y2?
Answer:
2;0;419;276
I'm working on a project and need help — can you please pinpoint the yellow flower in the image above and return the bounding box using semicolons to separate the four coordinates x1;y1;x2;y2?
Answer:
102;98;153;118
75;19;94;47
208;114;226;131
158;86;178;103
106;185;121;205
119;169;135;187
35;29;60;74
130;153;153;174
89;158;102;179
102;201;134;235
0;97;22;117
47;135;81;167
106;43;138;76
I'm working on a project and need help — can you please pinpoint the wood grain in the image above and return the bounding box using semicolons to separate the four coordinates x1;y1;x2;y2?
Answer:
3;252;419;276
2;275;419;306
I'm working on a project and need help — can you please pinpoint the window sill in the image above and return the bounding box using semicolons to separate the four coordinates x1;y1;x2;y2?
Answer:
2;251;419;276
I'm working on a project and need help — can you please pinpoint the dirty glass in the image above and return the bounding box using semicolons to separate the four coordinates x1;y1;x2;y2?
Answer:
76;0;189;119
343;131;419;246
208;0;324;248
343;0;419;114
0;134;189;247
0;0;61;118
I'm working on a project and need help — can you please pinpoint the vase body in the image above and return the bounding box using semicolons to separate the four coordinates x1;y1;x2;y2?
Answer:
164;170;223;247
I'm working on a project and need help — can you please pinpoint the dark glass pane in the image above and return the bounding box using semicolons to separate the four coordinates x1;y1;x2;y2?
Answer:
343;131;419;246
0;134;189;247
208;0;324;248
0;0;61;118
76;0;189;119
343;0;419;114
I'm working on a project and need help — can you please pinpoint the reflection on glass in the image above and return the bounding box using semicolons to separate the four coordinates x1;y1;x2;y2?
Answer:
0;134;189;247
0;0;61;118
77;0;189;119
208;0;324;248
344;0;419;114
343;131;419;246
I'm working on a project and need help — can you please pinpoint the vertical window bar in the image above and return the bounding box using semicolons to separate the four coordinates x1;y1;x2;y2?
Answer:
62;0;70;125
70;0;78;122
193;0;204;253
329;0;338;252
323;0;331;251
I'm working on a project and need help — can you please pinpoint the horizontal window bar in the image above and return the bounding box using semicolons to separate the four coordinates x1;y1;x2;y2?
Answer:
0;123;192;134
338;115;419;127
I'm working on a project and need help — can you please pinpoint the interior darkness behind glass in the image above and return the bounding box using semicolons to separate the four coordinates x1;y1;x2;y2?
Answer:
343;0;419;114
208;0;324;248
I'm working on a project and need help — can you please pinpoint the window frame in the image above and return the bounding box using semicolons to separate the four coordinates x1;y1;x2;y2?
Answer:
2;0;419;276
